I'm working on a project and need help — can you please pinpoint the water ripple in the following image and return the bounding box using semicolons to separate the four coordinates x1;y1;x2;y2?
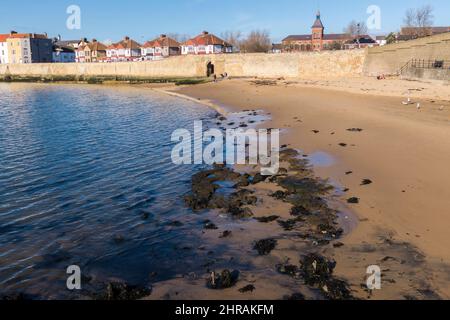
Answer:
0;83;215;298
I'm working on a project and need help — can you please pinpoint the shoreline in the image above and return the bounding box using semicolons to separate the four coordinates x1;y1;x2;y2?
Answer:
1;78;449;299
171;77;450;299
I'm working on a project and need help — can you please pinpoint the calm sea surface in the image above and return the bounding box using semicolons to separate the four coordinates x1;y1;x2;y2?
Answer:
0;83;217;299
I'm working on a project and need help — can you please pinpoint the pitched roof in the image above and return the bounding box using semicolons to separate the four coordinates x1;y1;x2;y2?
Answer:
272;43;283;50
108;37;141;50
0;34;9;42
142;40;156;48
312;11;324;29
8;33;48;39
85;40;107;51
323;33;352;40
53;44;75;53
283;34;312;41
55;40;81;47
142;35;180;48
345;36;376;44
182;31;231;47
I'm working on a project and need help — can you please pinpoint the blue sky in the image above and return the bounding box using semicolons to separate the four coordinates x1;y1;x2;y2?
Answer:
1;0;448;43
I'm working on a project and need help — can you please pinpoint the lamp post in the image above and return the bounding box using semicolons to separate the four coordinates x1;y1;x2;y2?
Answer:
357;23;361;49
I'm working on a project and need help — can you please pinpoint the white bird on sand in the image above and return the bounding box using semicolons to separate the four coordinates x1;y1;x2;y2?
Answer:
416;103;421;110
402;97;413;105
439;106;444;111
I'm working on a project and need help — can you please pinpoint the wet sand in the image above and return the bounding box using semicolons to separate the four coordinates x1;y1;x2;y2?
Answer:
167;77;450;299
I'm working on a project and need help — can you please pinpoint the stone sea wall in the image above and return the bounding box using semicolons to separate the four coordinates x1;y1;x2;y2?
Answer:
364;32;450;76
0;50;366;80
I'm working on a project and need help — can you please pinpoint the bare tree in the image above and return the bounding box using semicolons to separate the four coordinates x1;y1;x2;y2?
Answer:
240;30;272;53
344;20;368;37
416;5;434;31
220;31;243;52
404;8;416;28
166;33;191;43
403;5;434;37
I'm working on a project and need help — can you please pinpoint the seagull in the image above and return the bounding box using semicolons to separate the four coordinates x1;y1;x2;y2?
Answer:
416;103;421;110
402;97;413;105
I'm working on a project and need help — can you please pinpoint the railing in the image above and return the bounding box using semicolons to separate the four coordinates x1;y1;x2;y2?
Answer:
398;59;450;75
410;59;450;69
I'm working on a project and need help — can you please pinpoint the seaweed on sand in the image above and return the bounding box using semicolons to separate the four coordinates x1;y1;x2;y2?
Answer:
207;270;240;289
253;239;278;255
300;253;353;300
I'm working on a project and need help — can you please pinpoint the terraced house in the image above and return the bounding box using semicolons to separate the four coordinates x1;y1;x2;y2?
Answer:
76;39;107;63
4;31;52;64
181;31;233;55
106;36;142;62
141;34;181;60
0;34;9;63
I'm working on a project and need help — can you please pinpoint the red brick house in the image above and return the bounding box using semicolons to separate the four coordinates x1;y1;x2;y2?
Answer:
181;31;233;55
282;11;372;51
141;34;180;60
106;37;142;62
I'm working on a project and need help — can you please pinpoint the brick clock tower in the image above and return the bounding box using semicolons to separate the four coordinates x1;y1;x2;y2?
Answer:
311;11;324;51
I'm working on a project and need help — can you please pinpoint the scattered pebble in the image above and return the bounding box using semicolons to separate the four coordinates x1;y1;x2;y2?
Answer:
361;179;373;186
204;221;218;230
219;230;232;238
347;197;360;204
333;242;345;248
238;284;256;293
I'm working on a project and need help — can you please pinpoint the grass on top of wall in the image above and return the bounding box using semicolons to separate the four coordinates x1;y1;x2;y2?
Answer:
0;74;210;86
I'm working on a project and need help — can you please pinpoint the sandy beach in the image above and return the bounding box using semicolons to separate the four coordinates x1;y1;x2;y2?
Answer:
166;76;450;299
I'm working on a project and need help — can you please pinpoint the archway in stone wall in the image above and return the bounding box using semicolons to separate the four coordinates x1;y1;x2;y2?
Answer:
206;62;215;77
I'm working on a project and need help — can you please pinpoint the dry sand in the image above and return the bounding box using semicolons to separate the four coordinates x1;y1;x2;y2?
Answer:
165;76;450;299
